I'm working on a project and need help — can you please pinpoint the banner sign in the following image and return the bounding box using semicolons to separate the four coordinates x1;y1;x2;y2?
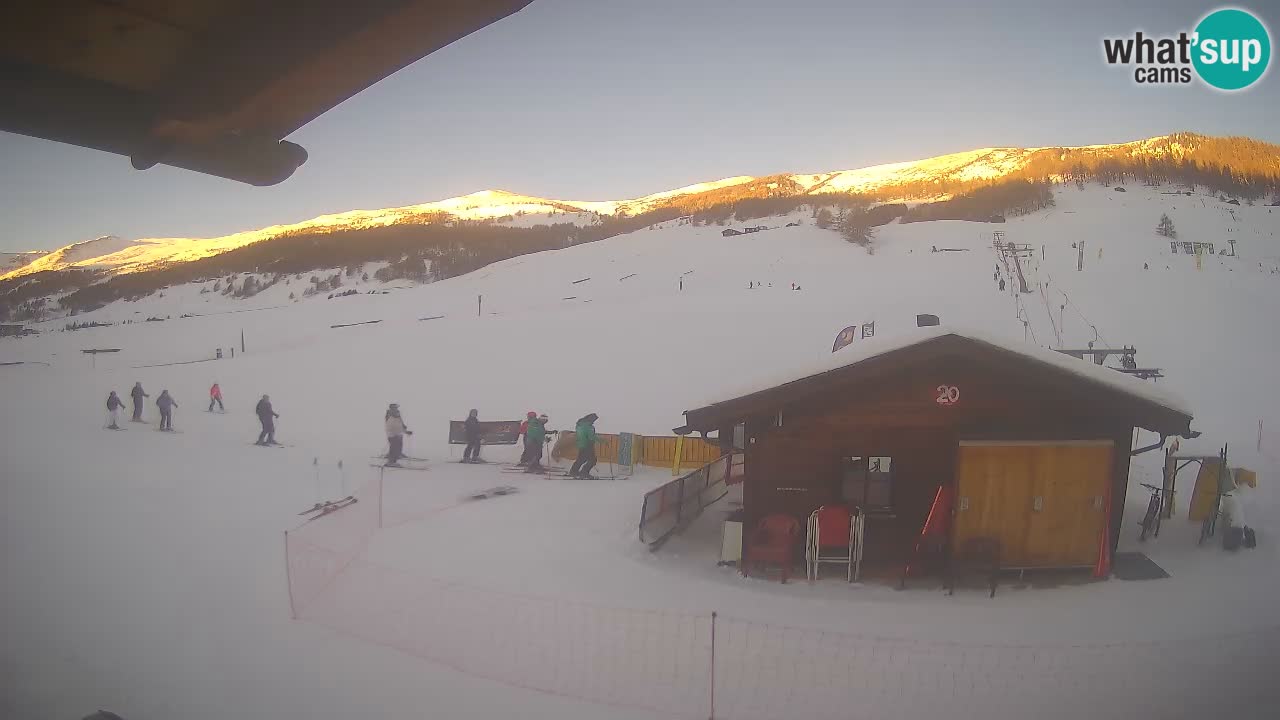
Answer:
448;420;521;445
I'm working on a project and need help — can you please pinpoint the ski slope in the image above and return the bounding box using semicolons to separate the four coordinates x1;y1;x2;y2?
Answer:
2;184;1279;719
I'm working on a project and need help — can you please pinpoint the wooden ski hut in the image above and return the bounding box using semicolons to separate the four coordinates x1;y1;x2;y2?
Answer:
680;328;1194;578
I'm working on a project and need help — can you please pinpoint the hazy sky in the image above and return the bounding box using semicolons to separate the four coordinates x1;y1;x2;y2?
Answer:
3;0;1278;251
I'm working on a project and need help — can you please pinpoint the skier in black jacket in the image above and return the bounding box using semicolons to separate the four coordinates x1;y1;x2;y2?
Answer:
106;391;125;429
255;394;280;445
462;408;482;462
156;390;178;431
130;382;148;422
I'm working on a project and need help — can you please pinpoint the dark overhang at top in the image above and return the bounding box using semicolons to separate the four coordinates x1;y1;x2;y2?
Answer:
1;0;532;185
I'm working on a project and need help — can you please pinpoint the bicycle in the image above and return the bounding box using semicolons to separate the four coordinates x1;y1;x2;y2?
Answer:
1138;483;1164;542
1198;491;1229;547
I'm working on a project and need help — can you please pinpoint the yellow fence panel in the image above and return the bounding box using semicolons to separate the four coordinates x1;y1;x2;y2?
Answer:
551;432;721;469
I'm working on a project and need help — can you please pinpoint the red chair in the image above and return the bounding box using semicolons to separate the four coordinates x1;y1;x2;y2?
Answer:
807;505;856;582
743;514;801;583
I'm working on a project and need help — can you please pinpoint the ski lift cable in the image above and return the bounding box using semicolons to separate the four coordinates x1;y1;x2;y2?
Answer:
1058;287;1112;350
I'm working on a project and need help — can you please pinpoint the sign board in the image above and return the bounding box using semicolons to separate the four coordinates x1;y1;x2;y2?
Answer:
448;420;521;445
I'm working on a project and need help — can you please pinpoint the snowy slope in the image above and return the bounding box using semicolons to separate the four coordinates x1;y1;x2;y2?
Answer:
3;183;1280;719
2;134;1206;281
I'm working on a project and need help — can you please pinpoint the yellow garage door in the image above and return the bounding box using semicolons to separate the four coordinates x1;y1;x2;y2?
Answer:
954;442;1113;569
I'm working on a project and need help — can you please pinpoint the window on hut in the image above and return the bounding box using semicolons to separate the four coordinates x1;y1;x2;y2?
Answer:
841;456;893;511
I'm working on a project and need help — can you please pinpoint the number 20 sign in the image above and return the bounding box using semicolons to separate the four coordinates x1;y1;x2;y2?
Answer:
935;385;960;406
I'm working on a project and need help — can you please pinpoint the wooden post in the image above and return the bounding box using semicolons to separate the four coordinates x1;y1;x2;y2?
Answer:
478;294;482;317
1258;419;1263;453
240;329;245;353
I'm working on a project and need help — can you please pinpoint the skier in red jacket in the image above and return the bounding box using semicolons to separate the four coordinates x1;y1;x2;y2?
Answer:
208;382;225;412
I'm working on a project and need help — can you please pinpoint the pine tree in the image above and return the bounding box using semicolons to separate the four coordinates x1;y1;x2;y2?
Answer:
839;210;875;248
816;208;834;229
1157;213;1177;239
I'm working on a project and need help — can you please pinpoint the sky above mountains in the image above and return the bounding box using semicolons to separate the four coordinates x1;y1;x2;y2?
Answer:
2;0;1277;251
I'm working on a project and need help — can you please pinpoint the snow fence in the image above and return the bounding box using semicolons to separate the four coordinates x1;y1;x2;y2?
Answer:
285;472;1280;720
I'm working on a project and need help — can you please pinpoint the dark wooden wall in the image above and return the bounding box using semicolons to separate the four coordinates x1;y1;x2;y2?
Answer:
740;350;1139;559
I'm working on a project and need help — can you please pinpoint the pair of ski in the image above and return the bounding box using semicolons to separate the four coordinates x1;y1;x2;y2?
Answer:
501;464;568;475
371;455;429;471
298;496;357;517
467;485;518;501
501;465;615;480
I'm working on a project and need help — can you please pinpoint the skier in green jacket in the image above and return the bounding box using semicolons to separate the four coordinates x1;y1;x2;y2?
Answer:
523;414;550;472
569;413;600;477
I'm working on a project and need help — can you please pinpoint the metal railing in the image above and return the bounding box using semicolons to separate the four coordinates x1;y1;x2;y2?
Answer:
639;451;741;547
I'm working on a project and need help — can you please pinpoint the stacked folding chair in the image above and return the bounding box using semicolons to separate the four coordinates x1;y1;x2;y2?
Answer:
806;505;859;582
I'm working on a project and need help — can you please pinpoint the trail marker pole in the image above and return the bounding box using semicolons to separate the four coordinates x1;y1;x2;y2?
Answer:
478;294;482;317
284;531;297;619
708;611;718;720
241;329;245;353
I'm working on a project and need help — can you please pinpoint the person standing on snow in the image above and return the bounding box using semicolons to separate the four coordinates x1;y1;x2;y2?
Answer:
462;409;483;462
384;403;412;466
255;394;279;445
130;382;149;422
516;411;537;466
156;390;178;431
209;382;225;412
569;413;601;478
106;391;125;429
523;414;549;472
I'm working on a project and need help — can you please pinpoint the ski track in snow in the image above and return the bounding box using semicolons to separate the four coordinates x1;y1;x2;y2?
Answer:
3;184;1280;719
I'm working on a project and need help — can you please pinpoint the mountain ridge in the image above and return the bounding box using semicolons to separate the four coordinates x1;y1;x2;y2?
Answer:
4;131;1279;282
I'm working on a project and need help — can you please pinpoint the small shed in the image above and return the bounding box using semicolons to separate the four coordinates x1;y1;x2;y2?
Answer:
721;229;743;237
680;328;1193;577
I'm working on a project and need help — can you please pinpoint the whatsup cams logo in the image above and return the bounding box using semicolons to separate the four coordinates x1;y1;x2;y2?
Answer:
1103;7;1271;90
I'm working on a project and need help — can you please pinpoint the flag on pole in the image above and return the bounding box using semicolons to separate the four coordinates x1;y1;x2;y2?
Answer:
832;325;859;353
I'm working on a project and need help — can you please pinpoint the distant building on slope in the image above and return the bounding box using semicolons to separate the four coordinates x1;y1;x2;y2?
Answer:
721;228;743;237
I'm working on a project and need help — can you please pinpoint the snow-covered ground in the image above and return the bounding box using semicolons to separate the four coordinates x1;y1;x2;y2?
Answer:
3;184;1279;719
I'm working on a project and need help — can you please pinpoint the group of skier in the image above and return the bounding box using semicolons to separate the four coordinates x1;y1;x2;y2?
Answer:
512;410;603;477
380;404;603;477
108;381;604;477
103;381;280;444
105;382;165;430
